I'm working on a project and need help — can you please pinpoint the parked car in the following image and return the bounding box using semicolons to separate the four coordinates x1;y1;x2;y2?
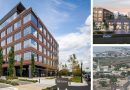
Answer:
103;34;112;38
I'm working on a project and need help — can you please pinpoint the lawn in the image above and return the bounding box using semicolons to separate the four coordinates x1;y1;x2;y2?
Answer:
70;76;81;83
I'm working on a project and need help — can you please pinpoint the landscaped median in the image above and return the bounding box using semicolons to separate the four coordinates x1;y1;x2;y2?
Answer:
18;79;38;83
0;79;19;86
0;77;38;86
69;76;81;83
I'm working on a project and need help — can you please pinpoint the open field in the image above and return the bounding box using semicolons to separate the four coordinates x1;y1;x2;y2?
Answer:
94;56;130;66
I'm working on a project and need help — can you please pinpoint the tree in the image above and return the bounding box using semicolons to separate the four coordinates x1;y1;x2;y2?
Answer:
0;48;3;77
31;54;35;77
8;46;15;77
113;23;117;30
121;72;127;77
59;64;69;76
99;81;108;87
59;69;69;76
68;54;81;76
20;58;23;77
110;76;117;83
73;64;81;76
93;21;96;30
103;20;109;30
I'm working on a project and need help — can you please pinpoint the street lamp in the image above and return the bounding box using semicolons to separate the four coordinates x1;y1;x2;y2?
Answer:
81;62;83;83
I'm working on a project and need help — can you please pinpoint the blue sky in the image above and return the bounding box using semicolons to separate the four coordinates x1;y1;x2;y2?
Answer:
0;0;90;36
0;0;91;70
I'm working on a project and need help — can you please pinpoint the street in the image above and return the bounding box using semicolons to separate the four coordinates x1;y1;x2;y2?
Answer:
68;85;90;90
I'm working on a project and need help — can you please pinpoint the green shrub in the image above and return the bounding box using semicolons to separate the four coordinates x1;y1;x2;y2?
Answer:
10;82;19;86
99;81;108;87
0;79;19;86
19;79;38;83
6;76;18;80
69;76;81;83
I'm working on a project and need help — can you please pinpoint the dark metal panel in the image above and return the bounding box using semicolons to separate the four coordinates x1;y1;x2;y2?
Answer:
0;2;26;25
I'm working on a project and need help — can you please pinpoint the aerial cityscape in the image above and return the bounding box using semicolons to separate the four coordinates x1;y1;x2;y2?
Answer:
93;46;130;90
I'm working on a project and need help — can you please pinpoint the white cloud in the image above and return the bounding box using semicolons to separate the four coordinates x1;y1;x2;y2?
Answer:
56;15;91;70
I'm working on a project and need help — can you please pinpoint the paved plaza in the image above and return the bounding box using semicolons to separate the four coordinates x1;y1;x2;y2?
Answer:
0;77;90;90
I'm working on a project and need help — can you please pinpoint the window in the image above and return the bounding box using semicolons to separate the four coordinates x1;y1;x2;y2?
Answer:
98;11;102;13
31;14;37;26
1;31;5;38
15;54;21;61
47;50;49;56
1;40;5;47
31;39;37;49
34;53;38;61
39;44;42;52
49;52;51;57
24;39;37;49
44;57;46;64
43;38;46;45
7;47;11;54
38;22;43;32
7;26;13;34
23;14;31;24
43;29;46;37
24;26;37;38
44;48;46;55
14;43;21;51
32;27;37;38
39;56;42;62
39;34;42;42
47;33;50;40
24;52;31;60
24;51;37;61
3;49;6;55
24;26;31;36
7;36;13;44
23;13;37;26
14;20;21;29
24;39;31;48
50;38;52;43
0;12;17;30
14;31;21;40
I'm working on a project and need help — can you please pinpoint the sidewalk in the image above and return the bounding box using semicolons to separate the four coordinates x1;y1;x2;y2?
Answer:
0;77;89;90
15;77;56;90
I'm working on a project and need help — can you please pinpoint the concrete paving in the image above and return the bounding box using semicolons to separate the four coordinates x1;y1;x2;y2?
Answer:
0;83;12;88
0;77;90;90
0;87;18;90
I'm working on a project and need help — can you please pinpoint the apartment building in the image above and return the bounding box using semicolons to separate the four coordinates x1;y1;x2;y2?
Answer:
0;3;59;77
108;18;130;31
93;7;114;28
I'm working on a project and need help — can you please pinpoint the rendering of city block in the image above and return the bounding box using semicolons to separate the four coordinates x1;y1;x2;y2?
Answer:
93;0;130;44
0;0;90;90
